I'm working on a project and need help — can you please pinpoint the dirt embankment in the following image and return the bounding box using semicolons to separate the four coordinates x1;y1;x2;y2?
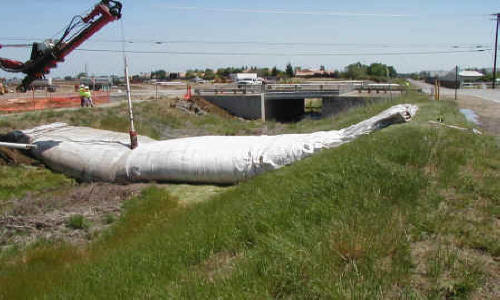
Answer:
191;96;235;119
173;96;236;119
0;147;37;166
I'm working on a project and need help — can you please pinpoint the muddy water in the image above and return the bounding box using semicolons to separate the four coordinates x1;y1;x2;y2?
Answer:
459;108;480;125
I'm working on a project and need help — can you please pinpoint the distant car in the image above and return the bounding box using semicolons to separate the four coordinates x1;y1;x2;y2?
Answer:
237;80;262;88
191;77;205;84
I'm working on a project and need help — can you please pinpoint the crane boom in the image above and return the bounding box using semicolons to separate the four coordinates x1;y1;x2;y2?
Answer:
0;0;122;92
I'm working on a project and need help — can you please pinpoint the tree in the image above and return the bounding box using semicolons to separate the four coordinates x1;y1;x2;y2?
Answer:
151;70;167;80
203;68;215;80
185;70;196;79
344;62;368;79
367;63;386;77
77;72;88;79
271;66;279;77
285;63;294;77
257;68;270;78
387;66;397;78
366;63;397;78
64;76;73;81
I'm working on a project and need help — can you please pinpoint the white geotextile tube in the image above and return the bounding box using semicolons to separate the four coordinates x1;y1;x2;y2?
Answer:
10;104;418;184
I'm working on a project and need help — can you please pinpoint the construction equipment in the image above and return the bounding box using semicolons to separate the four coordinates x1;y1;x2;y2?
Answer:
0;1;122;92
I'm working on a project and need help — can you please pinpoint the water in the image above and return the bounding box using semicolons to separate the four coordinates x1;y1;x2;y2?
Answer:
459;109;480;125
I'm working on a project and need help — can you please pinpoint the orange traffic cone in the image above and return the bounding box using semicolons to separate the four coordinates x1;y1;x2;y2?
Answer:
184;85;192;100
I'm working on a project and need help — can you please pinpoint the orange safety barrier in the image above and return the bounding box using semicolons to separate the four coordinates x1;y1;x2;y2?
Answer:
0;91;110;113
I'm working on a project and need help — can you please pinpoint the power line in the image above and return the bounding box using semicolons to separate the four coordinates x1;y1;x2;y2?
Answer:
88;40;493;49
0;37;491;49
75;48;491;56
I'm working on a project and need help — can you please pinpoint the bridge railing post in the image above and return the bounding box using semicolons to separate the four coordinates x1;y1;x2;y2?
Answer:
260;92;266;122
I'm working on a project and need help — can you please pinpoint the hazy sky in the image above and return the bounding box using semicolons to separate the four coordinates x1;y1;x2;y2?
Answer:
0;0;499;78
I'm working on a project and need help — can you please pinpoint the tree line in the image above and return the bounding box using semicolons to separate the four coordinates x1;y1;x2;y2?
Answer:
63;62;398;82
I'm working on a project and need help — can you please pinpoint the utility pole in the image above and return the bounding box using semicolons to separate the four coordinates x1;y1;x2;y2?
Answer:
386;67;393;101
493;13;500;89
124;55;138;149
120;19;138;149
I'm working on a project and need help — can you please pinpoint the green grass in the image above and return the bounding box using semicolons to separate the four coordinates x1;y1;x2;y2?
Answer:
67;214;91;230
102;214;116;225
0;96;498;298
0;165;74;213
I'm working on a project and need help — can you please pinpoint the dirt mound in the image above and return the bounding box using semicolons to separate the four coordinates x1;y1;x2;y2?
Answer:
0;134;38;165
0;147;37;166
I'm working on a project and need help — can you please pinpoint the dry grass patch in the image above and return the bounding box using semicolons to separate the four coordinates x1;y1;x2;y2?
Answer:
194;251;243;283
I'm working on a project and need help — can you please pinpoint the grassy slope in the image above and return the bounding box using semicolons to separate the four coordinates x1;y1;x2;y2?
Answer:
0;96;499;298
0;100;266;140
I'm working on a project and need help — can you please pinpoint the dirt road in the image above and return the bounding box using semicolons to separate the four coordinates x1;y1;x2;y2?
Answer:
409;80;500;135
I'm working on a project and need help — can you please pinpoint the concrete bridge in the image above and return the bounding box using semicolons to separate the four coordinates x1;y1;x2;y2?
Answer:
196;83;391;121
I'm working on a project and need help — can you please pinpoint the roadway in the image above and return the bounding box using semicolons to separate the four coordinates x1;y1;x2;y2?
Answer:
110;89;185;101
408;79;500;103
407;80;500;135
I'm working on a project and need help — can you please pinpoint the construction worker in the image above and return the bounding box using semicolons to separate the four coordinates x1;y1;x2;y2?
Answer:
79;84;86;107
85;86;95;107
80;86;93;107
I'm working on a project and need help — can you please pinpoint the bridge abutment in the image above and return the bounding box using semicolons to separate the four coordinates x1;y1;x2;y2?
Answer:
202;93;392;121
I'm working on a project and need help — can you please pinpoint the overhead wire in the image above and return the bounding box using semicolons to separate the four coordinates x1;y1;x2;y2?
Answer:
0;37;492;50
75;48;491;56
0;44;31;48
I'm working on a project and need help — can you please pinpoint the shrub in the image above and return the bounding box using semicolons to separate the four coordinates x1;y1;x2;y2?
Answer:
67;214;90;230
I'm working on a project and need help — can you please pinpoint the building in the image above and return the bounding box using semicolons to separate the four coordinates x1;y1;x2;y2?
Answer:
80;76;112;91
425;69;485;89
295;68;335;78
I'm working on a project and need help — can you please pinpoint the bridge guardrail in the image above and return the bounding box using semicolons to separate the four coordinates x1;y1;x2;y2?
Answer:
195;83;360;96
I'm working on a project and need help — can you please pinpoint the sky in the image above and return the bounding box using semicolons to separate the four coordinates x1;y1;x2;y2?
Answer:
0;0;499;78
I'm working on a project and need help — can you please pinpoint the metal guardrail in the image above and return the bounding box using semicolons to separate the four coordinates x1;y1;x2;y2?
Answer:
195;83;360;96
462;82;496;89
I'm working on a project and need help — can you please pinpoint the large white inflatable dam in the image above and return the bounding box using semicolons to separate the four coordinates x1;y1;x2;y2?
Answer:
7;104;418;184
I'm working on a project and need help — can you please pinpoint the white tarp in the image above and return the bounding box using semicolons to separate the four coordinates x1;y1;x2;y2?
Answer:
9;104;418;184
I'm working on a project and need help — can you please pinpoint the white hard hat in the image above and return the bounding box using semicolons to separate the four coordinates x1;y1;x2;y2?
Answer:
80;84;85;88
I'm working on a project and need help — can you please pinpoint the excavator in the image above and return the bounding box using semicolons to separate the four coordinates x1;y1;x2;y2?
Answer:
0;0;122;92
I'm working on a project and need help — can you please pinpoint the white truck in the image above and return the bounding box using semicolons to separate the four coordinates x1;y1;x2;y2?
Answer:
231;73;263;87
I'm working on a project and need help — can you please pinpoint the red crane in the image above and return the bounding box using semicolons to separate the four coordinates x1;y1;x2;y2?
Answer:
0;0;122;92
